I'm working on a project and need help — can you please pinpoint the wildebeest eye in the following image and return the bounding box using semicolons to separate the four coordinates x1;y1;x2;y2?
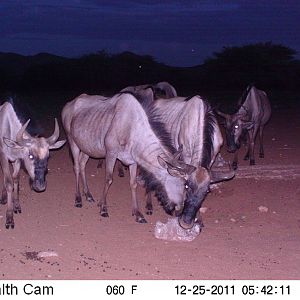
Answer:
234;125;239;129
28;154;34;160
185;184;189;190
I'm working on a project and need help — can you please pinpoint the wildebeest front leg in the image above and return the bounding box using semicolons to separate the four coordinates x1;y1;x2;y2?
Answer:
12;160;21;214
232;151;238;170
145;192;153;215
99;155;116;217
68;138;82;207
79;152;95;202
243;132;250;161
248;128;257;166
0;155;14;229
129;163;146;223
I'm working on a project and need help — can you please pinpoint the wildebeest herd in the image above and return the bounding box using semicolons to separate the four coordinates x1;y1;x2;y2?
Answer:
0;83;271;230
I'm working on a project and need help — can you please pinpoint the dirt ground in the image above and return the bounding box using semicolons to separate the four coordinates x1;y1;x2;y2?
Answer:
0;100;300;280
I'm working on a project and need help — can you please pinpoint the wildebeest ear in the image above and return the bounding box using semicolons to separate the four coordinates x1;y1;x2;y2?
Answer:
3;137;23;149
241;121;254;130
49;139;66;150
157;155;169;169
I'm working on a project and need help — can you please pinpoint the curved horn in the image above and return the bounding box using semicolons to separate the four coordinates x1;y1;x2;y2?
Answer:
216;110;229;119
210;163;235;184
178;216;194;230
47;118;59;145
16;119;31;145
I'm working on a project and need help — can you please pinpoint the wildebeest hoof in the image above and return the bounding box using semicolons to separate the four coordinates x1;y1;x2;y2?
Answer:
5;220;14;229
259;153;264;158
232;162;238;170
14;208;22;214
86;193;95;202
75;202;82;208
243;155;249;161
250;159;255;165
100;211;109;218
146;210;153;215
136;216;147;223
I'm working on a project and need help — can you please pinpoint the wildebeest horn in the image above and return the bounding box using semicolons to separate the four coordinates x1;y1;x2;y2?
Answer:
16;119;31;145
178;216;194;230
216;110;229;119
47;118;60;145
173;144;183;161
210;163;235;183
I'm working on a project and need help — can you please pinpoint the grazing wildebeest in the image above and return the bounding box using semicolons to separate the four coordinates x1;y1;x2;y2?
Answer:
62;93;196;224
217;85;271;170
0;100;66;229
129;90;234;227
62;92;230;228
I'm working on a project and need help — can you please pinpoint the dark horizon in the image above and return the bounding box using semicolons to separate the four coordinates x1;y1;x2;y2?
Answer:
1;1;299;67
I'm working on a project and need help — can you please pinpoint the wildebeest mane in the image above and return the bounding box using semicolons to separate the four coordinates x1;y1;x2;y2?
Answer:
237;84;253;110
201;102;217;169
139;167;174;215
5;96;43;136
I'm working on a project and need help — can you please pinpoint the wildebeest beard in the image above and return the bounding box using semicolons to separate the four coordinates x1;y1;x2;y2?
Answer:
139;167;175;214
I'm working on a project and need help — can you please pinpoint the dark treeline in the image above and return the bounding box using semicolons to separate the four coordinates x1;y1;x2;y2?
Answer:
0;42;299;103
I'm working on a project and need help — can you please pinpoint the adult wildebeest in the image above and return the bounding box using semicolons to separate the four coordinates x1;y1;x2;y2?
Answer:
0;100;66;229
97;81;177;175
125;87;234;226
217;85;271;170
62;92;230;228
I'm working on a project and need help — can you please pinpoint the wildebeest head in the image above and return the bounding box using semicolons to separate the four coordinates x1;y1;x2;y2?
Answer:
3;119;66;192
177;163;235;229
217;109;254;153
157;146;234;229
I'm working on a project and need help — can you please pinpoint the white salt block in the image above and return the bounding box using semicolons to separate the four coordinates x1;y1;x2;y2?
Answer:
37;251;59;258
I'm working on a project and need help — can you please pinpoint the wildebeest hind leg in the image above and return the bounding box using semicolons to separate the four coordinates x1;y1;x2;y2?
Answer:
79;152;94;202
259;126;264;158
99;155;116;217
0;188;7;205
129;163;147;223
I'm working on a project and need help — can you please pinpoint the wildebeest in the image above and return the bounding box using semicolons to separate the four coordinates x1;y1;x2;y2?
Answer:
97;81;177;175
121;81;177;100
217;85;271;169
125;88;234;228
62;92;229;227
0;100;66;229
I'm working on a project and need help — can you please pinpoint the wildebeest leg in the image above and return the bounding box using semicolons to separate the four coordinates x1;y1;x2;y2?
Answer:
259;126;264;158
0;188;7;205
79;152;95;202
68;138;82;207
145;192;153;215
99;155;116;217
0;155;14;229
117;160;125;177
97;159;104;168
12;160;21;214
232;152;238;170
243;132;250;161
129;163;146;223
248;128;258;165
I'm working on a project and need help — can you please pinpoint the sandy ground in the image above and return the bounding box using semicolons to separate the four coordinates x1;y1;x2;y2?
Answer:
0;101;300;280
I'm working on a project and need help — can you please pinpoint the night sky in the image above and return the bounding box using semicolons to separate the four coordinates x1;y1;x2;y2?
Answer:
0;1;299;66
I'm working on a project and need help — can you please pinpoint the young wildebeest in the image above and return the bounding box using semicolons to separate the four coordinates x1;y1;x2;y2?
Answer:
0;101;66;229
217;85;271;170
125;87;235;228
62;92;222;227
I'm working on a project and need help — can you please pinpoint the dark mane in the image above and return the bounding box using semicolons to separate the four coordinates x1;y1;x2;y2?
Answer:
6;96;43;136
121;92;176;154
201;101;217;169
139;167;174;215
